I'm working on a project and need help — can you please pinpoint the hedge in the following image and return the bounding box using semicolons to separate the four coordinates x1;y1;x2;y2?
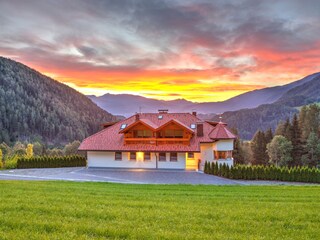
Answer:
17;155;86;169
204;161;320;183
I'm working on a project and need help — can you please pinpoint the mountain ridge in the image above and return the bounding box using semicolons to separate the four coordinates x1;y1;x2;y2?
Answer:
212;73;320;139
89;72;319;116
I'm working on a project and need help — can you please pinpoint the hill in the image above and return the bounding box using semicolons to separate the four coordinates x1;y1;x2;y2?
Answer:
0;57;116;144
213;73;320;139
88;73;318;116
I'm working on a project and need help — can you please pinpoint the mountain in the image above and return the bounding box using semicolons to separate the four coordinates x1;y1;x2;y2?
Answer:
212;73;320;139
88;94;195;116
89;73;318;116
0;57;116;144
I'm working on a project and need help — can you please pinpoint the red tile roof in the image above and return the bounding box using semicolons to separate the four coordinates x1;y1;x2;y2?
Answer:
209;123;237;139
79;113;235;152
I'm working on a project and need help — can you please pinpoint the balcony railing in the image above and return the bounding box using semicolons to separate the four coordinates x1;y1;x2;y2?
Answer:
124;137;190;145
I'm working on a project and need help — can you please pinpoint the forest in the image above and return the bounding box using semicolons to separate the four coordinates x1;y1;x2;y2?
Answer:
0;57;115;144
233;104;320;168
216;73;320;139
0;140;81;169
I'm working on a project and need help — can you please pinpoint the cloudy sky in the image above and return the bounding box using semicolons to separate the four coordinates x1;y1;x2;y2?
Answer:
0;0;319;102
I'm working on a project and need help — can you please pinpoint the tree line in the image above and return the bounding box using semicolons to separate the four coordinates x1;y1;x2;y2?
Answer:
0;140;82;169
233;104;320;168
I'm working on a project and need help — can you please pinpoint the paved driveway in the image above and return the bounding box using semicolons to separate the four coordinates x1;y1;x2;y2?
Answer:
0;167;312;185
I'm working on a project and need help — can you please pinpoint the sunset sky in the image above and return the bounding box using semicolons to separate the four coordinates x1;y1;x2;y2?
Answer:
0;0;319;102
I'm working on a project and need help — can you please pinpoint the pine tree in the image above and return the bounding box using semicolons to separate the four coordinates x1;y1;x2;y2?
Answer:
265;128;273;144
231;128;245;164
283;118;294;141
291;114;304;166
275;120;286;136
251;130;268;165
302;132;320;167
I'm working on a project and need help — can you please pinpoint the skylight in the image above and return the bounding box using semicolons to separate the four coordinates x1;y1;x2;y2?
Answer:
190;124;196;129
120;124;127;129
158;115;163;119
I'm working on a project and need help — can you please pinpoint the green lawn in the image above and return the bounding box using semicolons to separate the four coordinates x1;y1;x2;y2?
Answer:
0;181;319;240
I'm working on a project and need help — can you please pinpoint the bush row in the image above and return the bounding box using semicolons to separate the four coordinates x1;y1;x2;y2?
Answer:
17;155;86;169
204;161;320;183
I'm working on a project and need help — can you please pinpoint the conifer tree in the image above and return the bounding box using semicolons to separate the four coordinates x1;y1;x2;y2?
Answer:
301;132;320;167
251;130;268;165
275;120;286;136
265;128;273;144
291;114;304;166
231;128;245;164
283;118;293;141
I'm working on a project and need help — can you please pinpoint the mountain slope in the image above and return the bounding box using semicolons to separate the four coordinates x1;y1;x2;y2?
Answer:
213;73;320;139
89;73;319;116
0;57;116;144
201;72;319;111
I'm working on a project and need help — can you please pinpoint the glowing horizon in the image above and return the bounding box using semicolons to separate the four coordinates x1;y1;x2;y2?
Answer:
1;0;319;102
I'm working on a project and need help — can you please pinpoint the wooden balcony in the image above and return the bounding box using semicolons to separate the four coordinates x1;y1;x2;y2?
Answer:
124;137;191;145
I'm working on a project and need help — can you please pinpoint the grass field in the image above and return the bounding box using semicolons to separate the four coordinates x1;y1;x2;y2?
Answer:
0;181;319;239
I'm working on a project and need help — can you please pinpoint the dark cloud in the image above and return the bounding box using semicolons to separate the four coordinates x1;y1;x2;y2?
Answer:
0;0;319;98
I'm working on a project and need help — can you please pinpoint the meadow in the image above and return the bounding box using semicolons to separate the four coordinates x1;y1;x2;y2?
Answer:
0;181;319;239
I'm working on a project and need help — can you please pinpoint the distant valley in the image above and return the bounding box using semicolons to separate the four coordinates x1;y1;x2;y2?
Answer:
1;56;319;142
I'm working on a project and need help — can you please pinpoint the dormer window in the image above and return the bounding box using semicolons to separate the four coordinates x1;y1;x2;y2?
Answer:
190;124;196;129
120;124;127;130
158;115;163;119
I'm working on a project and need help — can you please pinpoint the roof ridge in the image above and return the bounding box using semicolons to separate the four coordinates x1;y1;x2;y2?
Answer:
81;115;136;142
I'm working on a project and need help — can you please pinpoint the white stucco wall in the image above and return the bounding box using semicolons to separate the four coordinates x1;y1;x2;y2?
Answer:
213;140;234;151
158;153;186;169
87;151;157;168
199;140;235;170
87;151;186;169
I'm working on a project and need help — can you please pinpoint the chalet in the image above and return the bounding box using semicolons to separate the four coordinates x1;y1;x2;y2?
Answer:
78;110;236;170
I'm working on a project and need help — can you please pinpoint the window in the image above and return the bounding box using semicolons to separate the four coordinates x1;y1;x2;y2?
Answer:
190;124;196;129
170;152;178;162
164;129;183;138
120;124;127;130
158;115;163;119
115;152;122;161
213;151;231;159
187;152;194;159
159;152;166;161
144;152;151;161
134;130;153;138
130;152;136;161
174;130;183;138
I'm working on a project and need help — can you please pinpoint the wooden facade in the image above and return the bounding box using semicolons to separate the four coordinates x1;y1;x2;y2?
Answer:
123;122;193;145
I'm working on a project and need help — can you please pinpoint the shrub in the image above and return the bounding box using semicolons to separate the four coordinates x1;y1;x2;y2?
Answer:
17;155;86;169
5;155;18;169
203;163;320;183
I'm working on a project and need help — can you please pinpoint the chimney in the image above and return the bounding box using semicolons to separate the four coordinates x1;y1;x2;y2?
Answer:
197;123;203;137
192;111;197;116
158;109;169;114
135;113;140;121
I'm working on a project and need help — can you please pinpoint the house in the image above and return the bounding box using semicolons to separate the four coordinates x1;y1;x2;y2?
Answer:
78;110;236;170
